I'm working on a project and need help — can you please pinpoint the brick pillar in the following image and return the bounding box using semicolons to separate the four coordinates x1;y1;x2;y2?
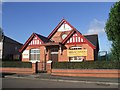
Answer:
31;61;37;74
46;60;52;74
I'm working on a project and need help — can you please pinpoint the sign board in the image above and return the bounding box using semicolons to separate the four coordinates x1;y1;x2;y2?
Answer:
22;50;29;58
67;50;87;57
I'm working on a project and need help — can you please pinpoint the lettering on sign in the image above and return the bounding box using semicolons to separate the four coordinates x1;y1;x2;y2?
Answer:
67;50;87;56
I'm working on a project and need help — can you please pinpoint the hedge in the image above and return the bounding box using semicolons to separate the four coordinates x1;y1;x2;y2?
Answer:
0;61;32;68
52;61;120;69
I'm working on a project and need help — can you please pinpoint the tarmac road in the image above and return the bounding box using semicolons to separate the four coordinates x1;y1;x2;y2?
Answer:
2;77;119;88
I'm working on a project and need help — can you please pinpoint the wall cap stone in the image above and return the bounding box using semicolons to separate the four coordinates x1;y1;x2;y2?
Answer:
47;60;52;63
30;60;40;63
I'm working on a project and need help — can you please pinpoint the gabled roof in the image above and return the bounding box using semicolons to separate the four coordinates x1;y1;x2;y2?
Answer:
47;19;97;49
62;29;96;49
48;19;75;39
3;35;23;45
84;34;99;50
19;33;50;52
35;33;51;43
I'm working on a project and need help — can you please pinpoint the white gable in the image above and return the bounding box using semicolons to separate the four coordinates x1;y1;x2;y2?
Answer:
29;36;42;45
67;33;85;44
58;22;72;32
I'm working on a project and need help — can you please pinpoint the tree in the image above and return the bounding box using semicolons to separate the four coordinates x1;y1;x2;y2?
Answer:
105;1;120;61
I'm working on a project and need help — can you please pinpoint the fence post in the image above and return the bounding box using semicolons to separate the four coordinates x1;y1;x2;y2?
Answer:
46;60;52;74
31;61;37;74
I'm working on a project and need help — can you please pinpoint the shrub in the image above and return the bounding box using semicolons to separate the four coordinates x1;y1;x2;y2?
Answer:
1;61;32;68
52;61;120;69
2;59;21;61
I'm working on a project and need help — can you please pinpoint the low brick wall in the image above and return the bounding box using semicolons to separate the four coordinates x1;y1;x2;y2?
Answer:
0;62;38;74
51;69;120;78
1;67;33;74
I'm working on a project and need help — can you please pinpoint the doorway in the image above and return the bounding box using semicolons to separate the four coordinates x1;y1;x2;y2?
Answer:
50;48;58;62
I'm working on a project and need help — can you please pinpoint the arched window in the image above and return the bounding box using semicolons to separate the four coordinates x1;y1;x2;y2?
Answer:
30;49;40;61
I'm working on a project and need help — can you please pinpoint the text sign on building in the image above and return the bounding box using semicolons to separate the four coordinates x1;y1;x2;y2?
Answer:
67;50;87;57
22;50;29;58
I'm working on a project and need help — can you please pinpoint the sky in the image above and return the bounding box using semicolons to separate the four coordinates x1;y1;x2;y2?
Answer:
1;2;116;52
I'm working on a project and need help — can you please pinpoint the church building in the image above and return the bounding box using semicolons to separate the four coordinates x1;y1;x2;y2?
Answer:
19;19;99;70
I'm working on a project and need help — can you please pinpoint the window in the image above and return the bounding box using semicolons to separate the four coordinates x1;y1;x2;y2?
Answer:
69;46;82;50
30;49;40;61
69;56;84;62
69;46;85;62
62;34;67;39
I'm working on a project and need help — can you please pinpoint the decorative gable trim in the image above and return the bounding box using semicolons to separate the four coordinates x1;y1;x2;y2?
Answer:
62;29;96;49
48;19;75;39
62;30;75;44
19;33;44;52
29;35;43;46
66;32;85;44
58;21;72;32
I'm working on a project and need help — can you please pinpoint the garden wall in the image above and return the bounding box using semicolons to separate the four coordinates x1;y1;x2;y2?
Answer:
51;69;120;78
0;62;36;74
1;67;33;74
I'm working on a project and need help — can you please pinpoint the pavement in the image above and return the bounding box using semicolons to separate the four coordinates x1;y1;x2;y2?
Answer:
2;73;120;86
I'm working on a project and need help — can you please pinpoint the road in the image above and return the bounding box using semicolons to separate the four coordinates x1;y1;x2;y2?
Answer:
2;77;119;88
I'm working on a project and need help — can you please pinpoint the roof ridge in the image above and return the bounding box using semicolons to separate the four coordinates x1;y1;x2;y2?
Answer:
34;33;48;38
4;35;23;45
35;33;51;43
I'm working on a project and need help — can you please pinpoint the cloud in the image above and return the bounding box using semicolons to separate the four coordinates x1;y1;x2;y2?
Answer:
87;19;105;34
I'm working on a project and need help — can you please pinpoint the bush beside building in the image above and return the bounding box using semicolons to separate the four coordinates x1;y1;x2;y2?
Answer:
52;61;120;69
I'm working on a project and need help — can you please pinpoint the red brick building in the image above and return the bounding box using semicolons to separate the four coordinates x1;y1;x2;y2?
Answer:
19;19;99;70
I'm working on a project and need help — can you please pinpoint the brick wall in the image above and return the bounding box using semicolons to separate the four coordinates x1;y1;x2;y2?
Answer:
58;46;69;62
58;44;94;62
81;44;94;60
1;63;37;74
51;31;70;42
51;69;120;78
40;46;46;62
1;68;33;74
22;46;46;62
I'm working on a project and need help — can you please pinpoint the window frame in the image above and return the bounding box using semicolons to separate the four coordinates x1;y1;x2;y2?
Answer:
69;46;85;62
30;48;40;61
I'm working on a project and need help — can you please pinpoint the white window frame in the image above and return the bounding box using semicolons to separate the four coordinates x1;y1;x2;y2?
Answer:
70;56;84;62
30;49;40;62
70;46;82;50
69;46;84;62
